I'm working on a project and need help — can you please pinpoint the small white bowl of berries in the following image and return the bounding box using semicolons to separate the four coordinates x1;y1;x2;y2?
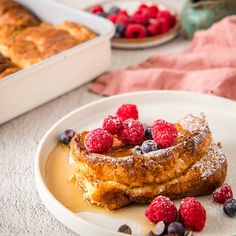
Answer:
89;0;180;49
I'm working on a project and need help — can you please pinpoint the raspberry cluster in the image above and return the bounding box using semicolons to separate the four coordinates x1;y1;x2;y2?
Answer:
90;3;176;39
145;196;206;232
84;103;178;154
85;104;143;153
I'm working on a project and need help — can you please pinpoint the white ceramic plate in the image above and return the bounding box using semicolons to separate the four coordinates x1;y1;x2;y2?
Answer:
35;91;236;236
88;0;180;49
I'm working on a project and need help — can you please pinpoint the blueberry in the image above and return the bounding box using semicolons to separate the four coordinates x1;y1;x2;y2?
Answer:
59;129;75;145
132;146;143;155
141;140;158;153
143;123;152;139
115;23;126;37
118;224;132;234
167;222;185;236
223;198;236;217
108;6;120;15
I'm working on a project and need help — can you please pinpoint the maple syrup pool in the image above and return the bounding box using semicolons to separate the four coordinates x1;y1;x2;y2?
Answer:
45;144;154;235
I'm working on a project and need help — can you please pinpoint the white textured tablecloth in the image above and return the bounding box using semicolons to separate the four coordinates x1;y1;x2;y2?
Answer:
0;0;187;235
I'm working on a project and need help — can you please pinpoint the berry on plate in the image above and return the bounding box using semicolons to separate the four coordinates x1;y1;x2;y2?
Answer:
85;128;113;153
147;5;159;18
151;119;178;148
117;118;144;145
138;3;148;11
157;10;176;28
223;198;236;217
145;196;177;224
212;183;233;204
108;14;118;23
158;18;170;34
141;140;158;153
59;129;75;145
108;6;120;15
125;24;147;38
90;5;104;14
131;12;149;25
117;224;132;234
179;197;206;232
147;22;160;36
114;23;126;38
116;104;139;120
102;115;123;135
116;12;130;25
168;222;185;236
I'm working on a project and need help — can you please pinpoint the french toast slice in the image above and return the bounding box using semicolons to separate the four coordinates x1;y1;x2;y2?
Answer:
70;114;227;210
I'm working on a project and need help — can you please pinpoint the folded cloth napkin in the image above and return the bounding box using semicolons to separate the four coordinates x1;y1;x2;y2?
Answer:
89;16;236;100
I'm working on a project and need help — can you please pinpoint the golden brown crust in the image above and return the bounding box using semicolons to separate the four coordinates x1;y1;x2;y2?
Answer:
0;6;40;27
7;21;97;68
0;0;40;63
70;114;227;210
0;0;21;15
57;21;96;43
8;22;79;68
0;0;40;57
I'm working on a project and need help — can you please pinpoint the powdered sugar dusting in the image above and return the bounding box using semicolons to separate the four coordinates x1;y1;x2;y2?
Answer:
194;144;226;179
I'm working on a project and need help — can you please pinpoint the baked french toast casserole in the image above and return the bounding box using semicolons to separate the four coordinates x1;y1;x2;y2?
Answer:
0;0;96;78
69;113;227;210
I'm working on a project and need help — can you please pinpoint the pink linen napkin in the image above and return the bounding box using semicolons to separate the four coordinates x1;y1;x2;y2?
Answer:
89;16;236;100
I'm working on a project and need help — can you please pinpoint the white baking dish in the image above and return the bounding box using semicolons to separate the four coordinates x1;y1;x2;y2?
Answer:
0;0;114;125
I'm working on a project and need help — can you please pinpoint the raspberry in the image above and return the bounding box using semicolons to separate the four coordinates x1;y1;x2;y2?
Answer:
108;14;118;24
145;196;177;224
147;5;159;18
116;104;139;120
125;24;147;38
116;13;130;26
213;183;233;204
147;23;160;36
179;197;206;232
118;10;129;16
131;13;149;25
151;119;178;148
117;119;144;145
158;18;170;34
90;5;103;14
137;4;148;12
157;11;176;28
85;128;113;153
102;115;123;135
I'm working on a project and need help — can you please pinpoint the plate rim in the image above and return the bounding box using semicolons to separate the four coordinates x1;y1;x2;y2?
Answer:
35;90;236;236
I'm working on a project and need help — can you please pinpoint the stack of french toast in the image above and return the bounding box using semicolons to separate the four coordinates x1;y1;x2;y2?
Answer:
69;110;227;210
